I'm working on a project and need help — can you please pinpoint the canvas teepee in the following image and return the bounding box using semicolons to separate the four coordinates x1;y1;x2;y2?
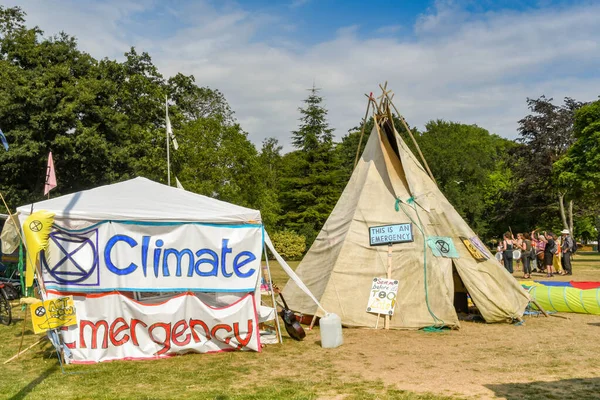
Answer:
282;88;529;329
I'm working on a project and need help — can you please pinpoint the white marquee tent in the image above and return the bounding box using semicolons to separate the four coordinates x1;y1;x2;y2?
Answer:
15;177;322;363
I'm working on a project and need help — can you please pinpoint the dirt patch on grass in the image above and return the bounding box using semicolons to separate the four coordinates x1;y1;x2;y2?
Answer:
313;313;600;398
261;252;600;399
247;302;600;398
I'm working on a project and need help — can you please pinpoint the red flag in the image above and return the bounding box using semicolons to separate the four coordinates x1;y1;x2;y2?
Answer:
44;152;57;195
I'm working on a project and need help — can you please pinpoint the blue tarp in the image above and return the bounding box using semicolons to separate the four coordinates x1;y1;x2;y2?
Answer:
533;280;571;287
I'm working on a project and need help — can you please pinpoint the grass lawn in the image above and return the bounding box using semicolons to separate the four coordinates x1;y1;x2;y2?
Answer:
1;253;600;399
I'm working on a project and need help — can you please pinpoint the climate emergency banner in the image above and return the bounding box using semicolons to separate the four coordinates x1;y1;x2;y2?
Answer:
49;291;260;363
41;222;262;292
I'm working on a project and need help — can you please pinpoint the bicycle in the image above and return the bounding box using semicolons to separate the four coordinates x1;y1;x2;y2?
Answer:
0;262;22;325
0;283;11;325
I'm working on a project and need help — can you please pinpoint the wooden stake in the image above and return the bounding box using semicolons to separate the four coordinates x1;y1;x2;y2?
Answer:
531;299;549;317
549;314;569;320
385;244;392;329
309;314;318;330
4;336;46;364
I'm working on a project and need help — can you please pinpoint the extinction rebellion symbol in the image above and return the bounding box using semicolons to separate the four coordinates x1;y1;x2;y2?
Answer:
29;220;43;232
435;239;450;254
35;306;46;317
42;230;99;285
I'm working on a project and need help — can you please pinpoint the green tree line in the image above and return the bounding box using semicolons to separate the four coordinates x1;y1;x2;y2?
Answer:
1;7;598;256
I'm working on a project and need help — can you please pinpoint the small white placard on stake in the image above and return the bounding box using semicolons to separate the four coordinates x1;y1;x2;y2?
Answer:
366;277;399;315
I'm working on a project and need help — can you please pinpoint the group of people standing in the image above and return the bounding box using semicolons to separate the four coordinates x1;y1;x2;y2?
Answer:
497;229;575;278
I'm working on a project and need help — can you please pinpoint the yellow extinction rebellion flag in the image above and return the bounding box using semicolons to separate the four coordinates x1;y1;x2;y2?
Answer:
22;210;55;288
30;296;77;334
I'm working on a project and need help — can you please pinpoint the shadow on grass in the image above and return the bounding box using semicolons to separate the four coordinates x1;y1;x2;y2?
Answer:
486;377;600;400
12;329;33;338
9;363;59;400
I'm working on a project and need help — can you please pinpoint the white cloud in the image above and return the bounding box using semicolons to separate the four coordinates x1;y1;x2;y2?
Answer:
375;25;402;35
6;0;600;151
15;0;144;58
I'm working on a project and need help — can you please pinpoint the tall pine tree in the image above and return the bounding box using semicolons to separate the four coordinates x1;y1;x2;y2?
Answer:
279;86;342;249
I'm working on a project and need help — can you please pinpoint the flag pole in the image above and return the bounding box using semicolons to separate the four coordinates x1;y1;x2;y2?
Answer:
166;96;171;186
46;161;50;199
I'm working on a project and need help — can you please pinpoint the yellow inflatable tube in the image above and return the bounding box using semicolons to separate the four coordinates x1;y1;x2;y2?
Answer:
528;285;600;315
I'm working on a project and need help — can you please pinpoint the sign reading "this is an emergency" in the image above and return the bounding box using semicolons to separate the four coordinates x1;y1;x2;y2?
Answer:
368;223;413;246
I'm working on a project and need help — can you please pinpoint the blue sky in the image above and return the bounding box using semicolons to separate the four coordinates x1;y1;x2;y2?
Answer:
5;0;600;149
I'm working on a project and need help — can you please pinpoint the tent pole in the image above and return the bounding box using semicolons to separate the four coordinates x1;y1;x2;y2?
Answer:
383;91;437;185
263;246;283;344
166;96;171;186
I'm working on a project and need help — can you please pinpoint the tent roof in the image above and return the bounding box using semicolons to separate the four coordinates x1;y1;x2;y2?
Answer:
16;177;261;224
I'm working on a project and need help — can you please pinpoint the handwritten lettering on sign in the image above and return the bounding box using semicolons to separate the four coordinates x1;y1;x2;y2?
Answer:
366;278;399;315
30;296;77;334
369;224;413;246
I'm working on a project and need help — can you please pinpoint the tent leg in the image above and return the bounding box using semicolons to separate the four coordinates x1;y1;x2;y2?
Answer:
309;314;318;330
263;246;283;344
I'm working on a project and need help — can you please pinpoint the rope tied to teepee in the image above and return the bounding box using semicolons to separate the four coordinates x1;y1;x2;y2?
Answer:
395;196;445;331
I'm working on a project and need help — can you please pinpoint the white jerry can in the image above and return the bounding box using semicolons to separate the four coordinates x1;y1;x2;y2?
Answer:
320;313;343;348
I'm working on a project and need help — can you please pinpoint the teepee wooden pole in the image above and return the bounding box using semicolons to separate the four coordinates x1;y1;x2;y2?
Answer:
371;90;384;115
384;92;437;185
